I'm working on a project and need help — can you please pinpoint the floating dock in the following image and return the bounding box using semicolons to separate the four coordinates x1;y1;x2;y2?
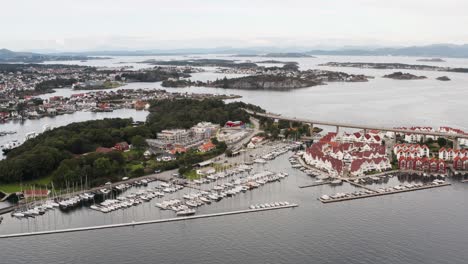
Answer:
319;183;451;203
0;204;298;239
299;182;332;188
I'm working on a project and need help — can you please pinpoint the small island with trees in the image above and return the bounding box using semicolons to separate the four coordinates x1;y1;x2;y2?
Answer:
383;72;427;80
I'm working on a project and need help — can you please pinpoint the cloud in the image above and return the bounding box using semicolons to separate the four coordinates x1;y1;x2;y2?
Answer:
1;0;467;51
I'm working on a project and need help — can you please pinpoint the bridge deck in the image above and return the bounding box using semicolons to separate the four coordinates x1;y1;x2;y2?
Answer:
247;110;468;139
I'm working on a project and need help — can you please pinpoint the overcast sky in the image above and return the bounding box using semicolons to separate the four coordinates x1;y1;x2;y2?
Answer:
2;0;467;51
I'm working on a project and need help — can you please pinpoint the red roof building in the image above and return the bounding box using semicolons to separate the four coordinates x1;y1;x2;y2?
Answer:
198;141;216;152
23;189;50;198
96;147;114;153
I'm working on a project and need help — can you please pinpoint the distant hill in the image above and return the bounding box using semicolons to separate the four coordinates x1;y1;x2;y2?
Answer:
0;48;103;63
306;44;468;58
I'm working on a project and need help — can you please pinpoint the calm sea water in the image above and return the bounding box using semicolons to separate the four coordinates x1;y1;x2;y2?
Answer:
1;55;468;263
0;153;467;264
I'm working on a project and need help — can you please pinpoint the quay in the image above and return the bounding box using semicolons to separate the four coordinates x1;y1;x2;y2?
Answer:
0;204;298;239
319;183;451;203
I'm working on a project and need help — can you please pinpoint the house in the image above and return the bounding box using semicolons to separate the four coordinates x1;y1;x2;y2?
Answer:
198;141;216;152
453;157;468;170
169;146;187;155
114;142;130;151
399;157;446;173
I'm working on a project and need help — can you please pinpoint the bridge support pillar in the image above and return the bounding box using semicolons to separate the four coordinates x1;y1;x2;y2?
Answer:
306;123;314;135
454;137;460;150
289;121;293;129
364;129;368;135
336;126;340;134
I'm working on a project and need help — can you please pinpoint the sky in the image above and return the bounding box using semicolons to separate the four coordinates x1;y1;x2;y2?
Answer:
2;0;468;51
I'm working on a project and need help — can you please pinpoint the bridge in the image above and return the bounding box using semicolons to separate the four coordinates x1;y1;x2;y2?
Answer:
245;110;468;149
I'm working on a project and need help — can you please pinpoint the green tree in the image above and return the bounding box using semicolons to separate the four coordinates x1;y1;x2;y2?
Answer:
437;137;447;147
131;135;147;150
93;157;112;177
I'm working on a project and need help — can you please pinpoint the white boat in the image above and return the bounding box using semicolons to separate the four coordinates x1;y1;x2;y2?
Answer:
208;194;221;201
199;196;211;204
176;209;196;216
331;179;342;185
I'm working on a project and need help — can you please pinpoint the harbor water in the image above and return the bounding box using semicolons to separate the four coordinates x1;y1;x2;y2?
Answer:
0;153;467;264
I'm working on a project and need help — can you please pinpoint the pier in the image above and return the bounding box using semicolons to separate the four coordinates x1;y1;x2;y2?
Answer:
0;204;298;239
344;179;377;192
299;182;332;188
319;183;451;203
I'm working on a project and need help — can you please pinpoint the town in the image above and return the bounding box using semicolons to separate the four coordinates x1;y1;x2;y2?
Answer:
0;63;208;121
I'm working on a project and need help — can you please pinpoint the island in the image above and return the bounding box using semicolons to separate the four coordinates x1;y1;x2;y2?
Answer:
320;62;468;73
417;58;446;62
162;68;369;90
383;72;427;80
436;76;451;81
140;59;258;69
256;60;298;64
233;53;315;58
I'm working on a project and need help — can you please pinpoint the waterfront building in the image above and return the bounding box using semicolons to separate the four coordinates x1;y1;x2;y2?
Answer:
303;133;391;177
453;157;468;170
398;157;446;174
439;148;467;161
393;144;430;159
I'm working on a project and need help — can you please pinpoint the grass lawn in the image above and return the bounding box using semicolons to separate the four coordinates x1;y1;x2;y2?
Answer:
184;170;201;180
212;163;232;172
0;175;54;193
